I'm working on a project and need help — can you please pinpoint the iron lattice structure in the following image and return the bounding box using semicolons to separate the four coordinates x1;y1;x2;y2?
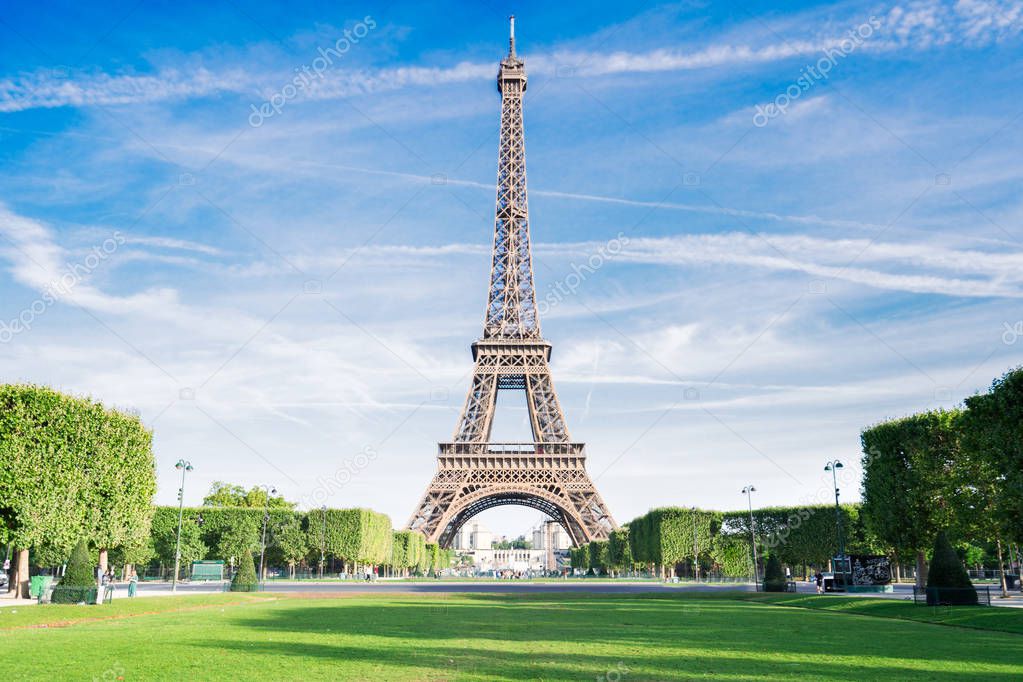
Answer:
408;19;617;548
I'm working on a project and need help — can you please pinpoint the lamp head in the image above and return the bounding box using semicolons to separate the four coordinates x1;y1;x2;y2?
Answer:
835;461;844;469
185;464;194;472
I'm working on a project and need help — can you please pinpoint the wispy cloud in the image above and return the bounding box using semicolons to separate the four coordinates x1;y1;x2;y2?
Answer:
2;0;1019;113
616;233;1023;298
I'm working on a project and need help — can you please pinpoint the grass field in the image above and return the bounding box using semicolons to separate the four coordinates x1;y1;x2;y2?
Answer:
2;592;1021;680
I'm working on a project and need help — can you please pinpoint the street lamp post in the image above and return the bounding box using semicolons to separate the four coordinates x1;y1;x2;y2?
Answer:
742;486;759;591
171;459;194;593
257;485;277;585
691;506;699;583
824;460;846;582
319;505;327;579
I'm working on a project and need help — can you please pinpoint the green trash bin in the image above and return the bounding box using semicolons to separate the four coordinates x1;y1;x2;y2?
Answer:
29;575;53;599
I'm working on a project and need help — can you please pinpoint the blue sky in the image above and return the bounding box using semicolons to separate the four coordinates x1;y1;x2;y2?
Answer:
1;0;1021;537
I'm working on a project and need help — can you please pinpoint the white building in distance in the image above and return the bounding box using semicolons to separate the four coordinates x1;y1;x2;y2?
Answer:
453;520;571;574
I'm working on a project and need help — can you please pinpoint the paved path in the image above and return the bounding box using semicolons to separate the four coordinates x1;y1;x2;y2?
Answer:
132;579;1023;606
136;580;753;596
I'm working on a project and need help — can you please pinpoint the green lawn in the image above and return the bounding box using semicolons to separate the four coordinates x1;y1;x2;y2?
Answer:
2;592;1021;680
739;592;1023;635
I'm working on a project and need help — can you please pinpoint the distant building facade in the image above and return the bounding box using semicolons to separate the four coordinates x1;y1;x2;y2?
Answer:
453;520;571;573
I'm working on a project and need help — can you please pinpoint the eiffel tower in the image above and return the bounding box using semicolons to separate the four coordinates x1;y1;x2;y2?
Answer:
407;18;617;548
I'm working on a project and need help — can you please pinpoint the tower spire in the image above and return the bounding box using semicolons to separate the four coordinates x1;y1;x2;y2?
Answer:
509;15;516;57
489;15;533;338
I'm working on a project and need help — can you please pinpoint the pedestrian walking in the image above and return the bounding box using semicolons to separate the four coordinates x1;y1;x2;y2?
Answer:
815;571;824;594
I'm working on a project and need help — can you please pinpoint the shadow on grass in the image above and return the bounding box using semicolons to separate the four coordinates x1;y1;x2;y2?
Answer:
215;593;1023;677
197;636;1023;681
739;593;1023;635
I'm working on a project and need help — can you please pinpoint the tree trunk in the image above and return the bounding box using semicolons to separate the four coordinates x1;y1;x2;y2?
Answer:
8;548;29;599
915;550;927;589
98;548;108;575
996;537;1008;598
893;559;901;583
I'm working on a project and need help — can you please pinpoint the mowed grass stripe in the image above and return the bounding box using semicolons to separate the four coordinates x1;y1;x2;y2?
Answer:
3;593;1022;681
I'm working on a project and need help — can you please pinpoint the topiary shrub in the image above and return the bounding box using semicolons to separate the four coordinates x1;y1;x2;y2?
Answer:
763;553;787;592
53;539;97;604
230;551;259;592
926;531;978;605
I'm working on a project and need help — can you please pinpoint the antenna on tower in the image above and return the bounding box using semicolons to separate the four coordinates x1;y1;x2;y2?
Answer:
509;15;516;57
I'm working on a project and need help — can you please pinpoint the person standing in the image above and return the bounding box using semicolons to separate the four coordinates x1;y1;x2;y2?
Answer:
815;571;824;594
128;571;138;598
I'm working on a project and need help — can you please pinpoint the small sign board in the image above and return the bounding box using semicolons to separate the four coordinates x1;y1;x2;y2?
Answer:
848;554;892;585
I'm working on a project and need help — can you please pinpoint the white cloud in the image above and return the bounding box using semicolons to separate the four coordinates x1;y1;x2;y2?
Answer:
122;235;225;256
2;0;1020;113
615;233;1023;297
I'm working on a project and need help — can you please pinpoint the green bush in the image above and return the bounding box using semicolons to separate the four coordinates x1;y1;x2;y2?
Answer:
0;385;155;568
926;531;977;605
230;551;259;592
763;553;787;592
53;539;96;604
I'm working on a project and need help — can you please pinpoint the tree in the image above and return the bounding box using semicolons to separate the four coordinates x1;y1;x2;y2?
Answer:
153;515;207;572
926;531;977;605
215;515;261;564
763;553;786;592
711;532;752;578
390;530;422;577
0;385;155;597
83;405;157;572
608;528;634;576
322;508;392;571
270;514;308;578
425;543;441;575
54;539;96;604
861;410;964;588
588;541;610;575
962;367;1023;595
570;546;589;572
203;482;295;509
231;551;258;592
627;507;717;578
202;482;247;507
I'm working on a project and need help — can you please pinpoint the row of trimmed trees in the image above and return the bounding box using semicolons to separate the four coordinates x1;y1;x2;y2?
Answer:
0;385;156;597
0;384;452;595
146;506;394;579
146;507;452;579
571;504;877;578
860;367;1023;591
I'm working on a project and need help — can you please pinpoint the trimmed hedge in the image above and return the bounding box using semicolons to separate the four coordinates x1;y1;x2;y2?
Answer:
763;553;786;592
144;506;393;573
0;385;156;574
926;531;977;605
53;539;96;604
231;550;258;592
